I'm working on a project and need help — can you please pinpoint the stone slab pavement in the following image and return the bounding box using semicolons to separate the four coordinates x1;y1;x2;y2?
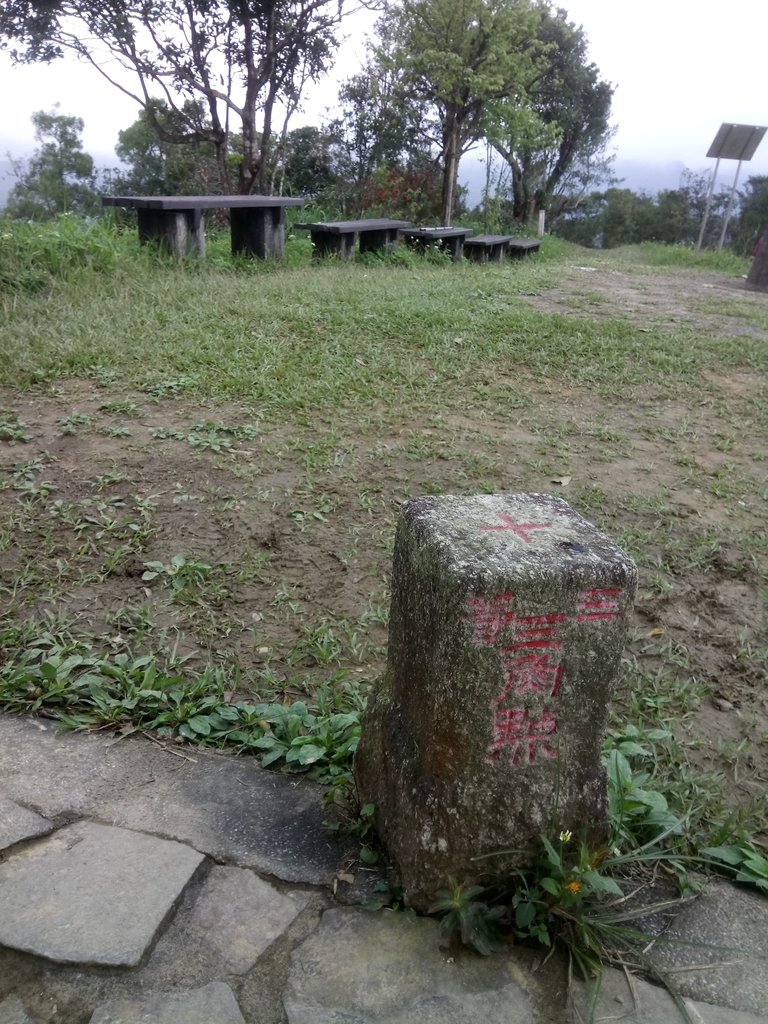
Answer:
1;712;767;1024
0;795;53;853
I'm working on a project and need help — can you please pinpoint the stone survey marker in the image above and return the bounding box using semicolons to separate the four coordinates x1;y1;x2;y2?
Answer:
355;493;637;909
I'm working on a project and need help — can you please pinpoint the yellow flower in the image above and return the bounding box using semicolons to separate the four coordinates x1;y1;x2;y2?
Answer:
559;830;572;843
566;880;582;895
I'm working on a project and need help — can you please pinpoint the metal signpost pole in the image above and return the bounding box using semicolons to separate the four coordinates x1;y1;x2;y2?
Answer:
696;157;720;252
718;158;744;251
696;123;766;252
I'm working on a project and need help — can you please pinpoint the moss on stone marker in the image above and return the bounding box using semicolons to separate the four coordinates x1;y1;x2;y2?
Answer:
354;493;638;911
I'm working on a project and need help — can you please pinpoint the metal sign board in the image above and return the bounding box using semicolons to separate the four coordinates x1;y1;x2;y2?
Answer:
706;123;767;161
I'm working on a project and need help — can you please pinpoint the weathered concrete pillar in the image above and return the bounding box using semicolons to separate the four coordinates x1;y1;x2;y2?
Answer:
136;208;205;258
746;228;768;292
355;493;637;910
230;206;285;260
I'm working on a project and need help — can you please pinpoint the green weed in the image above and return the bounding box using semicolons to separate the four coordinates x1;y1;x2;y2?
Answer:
142;554;214;600
0;410;31;443
0;624;364;785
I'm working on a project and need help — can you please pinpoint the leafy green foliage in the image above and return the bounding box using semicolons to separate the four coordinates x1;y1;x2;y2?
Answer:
432;821;704;985
141;554;214;598
730;175;768;256
429;877;507;955
0;409;31;442
5;109;99;220
150;421;259;451
378;0;540;223
112;100;220;197
703;840;768;892
429;738;759;975
553;172;756;252
604;733;682;848
324;798;381;865
0;0;348;195
486;7;614;223
0;626;363;785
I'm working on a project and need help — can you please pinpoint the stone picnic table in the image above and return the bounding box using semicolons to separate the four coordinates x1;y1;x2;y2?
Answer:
102;194;305;260
294;218;412;259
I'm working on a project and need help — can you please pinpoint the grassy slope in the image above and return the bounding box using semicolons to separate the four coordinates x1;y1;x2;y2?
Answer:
1;229;763;416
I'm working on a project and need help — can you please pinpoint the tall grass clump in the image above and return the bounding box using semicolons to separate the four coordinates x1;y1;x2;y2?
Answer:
0;214;140;295
633;241;749;275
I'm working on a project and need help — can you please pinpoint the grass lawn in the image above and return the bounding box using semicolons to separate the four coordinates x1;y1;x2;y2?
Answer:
1;219;767;868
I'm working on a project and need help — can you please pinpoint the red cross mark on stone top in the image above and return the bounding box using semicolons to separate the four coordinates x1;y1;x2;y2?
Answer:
480;515;551;543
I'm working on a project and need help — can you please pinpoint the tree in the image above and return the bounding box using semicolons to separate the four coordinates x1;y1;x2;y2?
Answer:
334;21;434;188
486;6;614;224
279;125;339;196
113;100;221;195
325;32;439;218
378;0;540;224
0;0;351;195
552;172;730;249
6;108;99;219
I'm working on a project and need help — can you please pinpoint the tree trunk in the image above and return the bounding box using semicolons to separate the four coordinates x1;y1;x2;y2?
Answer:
440;112;461;226
746;228;768;292
214;139;232;195
257;86;277;194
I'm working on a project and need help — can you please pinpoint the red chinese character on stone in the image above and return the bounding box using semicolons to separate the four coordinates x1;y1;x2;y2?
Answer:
575;587;621;623
499;612;566;697
500;652;564;697
466;592;516;646
505;613;568;652
488;708;558;765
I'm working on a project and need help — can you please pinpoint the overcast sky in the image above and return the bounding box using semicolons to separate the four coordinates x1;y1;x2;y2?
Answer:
1;0;767;185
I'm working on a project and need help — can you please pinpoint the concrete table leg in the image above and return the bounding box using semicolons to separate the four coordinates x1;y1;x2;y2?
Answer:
230;206;286;260
137;209;205;258
445;237;465;261
359;228;400;255
311;231;356;259
465;246;489;264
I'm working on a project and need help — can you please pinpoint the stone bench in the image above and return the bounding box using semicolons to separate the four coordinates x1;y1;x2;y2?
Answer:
508;238;541;259
399;226;474;262
463;234;515;263
355;492;637;909
102;195;305;260
294;219;412;259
